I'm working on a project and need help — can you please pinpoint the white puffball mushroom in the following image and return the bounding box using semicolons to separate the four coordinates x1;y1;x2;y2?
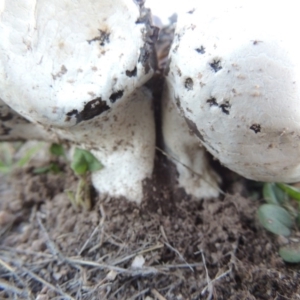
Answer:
0;0;154;126
166;1;300;183
0;0;156;203
0;87;155;203
162;87;220;198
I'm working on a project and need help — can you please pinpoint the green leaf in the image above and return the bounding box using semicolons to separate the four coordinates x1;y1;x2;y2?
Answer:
71;148;103;175
50;143;65;157
71;149;86;175
279;244;300;263
263;183;287;205
82;151;103;173
257;204;293;236
0;143;14;167
49;163;61;174
16;143;43;167
0;161;11;173
33;163;61;174
277;183;300;202
33;165;52;174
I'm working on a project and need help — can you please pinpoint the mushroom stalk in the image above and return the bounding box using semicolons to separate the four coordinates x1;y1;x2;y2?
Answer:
162;87;220;198
63;87;155;203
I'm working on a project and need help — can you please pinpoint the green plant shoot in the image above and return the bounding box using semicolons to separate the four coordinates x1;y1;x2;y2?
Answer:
259;182;300;263
68;148;103;211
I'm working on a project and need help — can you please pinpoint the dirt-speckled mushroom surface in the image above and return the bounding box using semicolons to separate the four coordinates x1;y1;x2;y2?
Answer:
0;0;157;202
166;1;300;183
0;0;155;126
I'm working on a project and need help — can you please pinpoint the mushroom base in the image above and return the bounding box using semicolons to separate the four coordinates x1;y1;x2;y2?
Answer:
162;88;220;199
0;87;155;203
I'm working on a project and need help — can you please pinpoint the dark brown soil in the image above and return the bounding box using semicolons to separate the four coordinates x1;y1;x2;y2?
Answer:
0;142;299;300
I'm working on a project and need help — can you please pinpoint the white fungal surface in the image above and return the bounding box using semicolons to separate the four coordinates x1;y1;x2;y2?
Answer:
7;0;299;201
71;87;155;203
0;0;154;126
166;1;300;183
162;88;220;198
0;0;156;202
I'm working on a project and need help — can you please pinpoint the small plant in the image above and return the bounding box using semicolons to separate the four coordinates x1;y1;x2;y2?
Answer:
67;148;103;211
0;142;15;173
258;182;300;263
33;143;66;174
0;142;44;173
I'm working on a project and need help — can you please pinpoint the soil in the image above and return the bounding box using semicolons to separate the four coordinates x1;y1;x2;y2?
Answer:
0;142;300;300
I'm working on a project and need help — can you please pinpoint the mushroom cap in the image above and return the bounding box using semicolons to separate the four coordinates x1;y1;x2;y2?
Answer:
167;1;300;182
0;98;53;140
0;0;154;127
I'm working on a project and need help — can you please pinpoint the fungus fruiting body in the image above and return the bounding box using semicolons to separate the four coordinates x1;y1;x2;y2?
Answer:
3;0;299;203
166;1;300;183
162;88;220;198
0;0;156;202
0;0;155;126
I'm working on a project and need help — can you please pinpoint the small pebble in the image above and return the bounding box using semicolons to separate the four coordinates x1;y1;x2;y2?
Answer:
0;210;14;225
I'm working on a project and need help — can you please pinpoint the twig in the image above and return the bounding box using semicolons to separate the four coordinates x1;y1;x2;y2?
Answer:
156;263;203;269
0;279;25;296
197;250;232;299
37;214;82;273
103;232;126;248
0;257;30;295
201;267;232;297
78;204;106;255
136;243;164;255
129;288;150;300
0;222;15;238
200;250;214;300
109;277;136;298
160;226;194;272
78;225;100;255
37;213;64;261
1;256;74;300
151;288;167;300
165;280;183;298
111;243;163;266
66;257;159;275
20;266;76;300
0;257;15;272
158;279;182;293
0;246;53;258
